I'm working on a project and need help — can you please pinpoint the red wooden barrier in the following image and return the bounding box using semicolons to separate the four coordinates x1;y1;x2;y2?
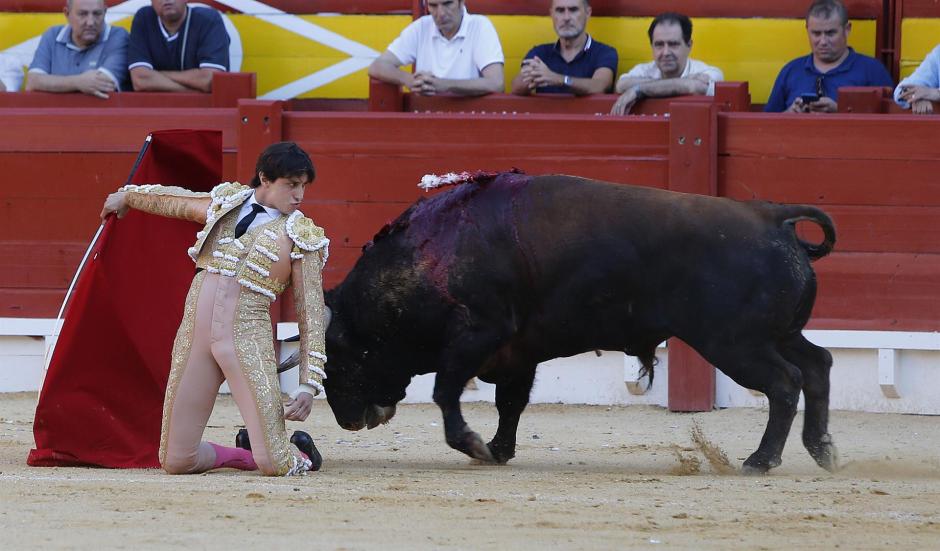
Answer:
665;103;719;412
4;99;940;412
719;112;940;331
838;86;940;114
0;72;256;109
274;111;671;291
0;109;240;317
369;79;751;114
410;0;883;18
0;0;413;13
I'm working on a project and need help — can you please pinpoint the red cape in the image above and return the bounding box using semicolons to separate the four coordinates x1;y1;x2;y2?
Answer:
28;130;223;468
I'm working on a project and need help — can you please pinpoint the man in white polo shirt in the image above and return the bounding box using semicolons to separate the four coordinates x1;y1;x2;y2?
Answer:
610;12;723;115
368;0;504;96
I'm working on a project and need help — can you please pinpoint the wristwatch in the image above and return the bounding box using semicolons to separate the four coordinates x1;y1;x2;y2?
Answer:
563;75;571;87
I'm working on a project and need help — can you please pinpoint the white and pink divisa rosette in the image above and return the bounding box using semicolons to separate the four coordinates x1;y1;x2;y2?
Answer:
418;172;474;191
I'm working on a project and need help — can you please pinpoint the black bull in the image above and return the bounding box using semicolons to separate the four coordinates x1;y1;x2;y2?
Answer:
322;173;838;474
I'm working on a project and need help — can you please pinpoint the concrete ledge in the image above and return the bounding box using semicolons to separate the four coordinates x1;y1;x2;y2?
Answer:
2;320;937;414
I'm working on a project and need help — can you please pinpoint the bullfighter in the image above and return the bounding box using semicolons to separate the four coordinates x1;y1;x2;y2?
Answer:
100;142;328;476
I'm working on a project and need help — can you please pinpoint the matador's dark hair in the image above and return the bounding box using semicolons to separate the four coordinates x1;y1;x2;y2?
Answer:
250;142;315;188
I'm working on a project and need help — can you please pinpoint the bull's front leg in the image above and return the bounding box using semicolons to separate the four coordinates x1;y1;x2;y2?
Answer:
432;370;495;462
487;367;537;464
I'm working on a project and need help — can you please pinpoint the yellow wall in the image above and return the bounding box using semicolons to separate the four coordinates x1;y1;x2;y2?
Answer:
899;19;940;79
1;13;879;102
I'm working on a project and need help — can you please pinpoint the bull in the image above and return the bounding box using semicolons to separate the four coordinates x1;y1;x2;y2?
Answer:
322;172;838;474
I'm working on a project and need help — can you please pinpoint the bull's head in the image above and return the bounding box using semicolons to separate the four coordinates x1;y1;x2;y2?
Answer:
323;302;405;431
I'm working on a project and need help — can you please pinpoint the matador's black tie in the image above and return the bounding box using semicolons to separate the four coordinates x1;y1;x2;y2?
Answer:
234;203;266;238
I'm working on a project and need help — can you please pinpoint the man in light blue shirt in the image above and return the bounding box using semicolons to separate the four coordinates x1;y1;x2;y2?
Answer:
27;0;129;98
895;45;940;115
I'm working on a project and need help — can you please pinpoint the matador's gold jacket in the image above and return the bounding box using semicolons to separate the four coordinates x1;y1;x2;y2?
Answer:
119;182;329;395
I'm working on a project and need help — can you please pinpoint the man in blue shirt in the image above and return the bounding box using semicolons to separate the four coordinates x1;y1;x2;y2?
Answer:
26;0;129;99
128;0;229;93
510;0;617;95
765;0;893;113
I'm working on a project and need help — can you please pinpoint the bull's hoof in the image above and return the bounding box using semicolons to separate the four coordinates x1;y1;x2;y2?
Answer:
742;453;780;475
740;464;769;476
805;434;840;473
448;428;495;463
485;440;515;465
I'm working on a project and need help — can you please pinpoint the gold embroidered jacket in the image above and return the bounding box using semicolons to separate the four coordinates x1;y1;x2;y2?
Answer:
119;182;329;395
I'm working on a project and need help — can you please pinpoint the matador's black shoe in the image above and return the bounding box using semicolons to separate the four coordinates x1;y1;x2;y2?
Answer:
235;428;251;451
235;428;322;472
290;430;323;472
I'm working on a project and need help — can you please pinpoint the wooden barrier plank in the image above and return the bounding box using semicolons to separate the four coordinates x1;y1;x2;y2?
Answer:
718;113;940;161
720;157;940;206
666;103;718;413
4;0;882;17
0;74;255;108
283;112;669;154
815;205;940;254
811;252;940;331
0;153;238;241
0;109;238;151
898;0;940;17
0;289;62;318
417;0;883;17
306;157;669;203
0;241;83;289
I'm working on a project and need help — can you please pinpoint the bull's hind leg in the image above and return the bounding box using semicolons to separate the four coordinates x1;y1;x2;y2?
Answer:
707;345;803;474
486;365;537;464
779;334;838;472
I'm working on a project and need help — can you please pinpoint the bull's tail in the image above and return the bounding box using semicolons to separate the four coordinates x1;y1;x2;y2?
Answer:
626;345;658;391
776;205;836;261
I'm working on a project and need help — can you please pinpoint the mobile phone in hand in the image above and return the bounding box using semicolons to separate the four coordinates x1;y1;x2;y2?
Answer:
800;93;820;104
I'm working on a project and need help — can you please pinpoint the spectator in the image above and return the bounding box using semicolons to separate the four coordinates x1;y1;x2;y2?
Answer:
368;0;504;96
765;0;892;113
511;0;617;96
25;0;129;99
894;44;940;115
611;12;723;116
128;0;229;93
0;52;24;92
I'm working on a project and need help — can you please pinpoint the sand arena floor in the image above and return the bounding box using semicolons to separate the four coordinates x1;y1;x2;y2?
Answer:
1;392;938;549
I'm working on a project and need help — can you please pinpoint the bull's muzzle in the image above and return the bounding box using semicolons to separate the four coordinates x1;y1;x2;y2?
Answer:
339;404;397;431
366;404;397;429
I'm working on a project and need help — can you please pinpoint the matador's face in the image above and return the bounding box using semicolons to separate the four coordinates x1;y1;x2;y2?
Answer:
254;173;309;215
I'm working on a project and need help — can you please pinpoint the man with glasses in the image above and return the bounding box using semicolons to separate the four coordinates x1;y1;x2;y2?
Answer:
26;0;129;98
765;0;892;113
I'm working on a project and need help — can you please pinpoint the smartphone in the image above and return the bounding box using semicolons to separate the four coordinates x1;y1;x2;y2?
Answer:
800;93;820;104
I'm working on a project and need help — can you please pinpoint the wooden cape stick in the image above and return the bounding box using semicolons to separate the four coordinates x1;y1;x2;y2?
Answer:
37;134;154;398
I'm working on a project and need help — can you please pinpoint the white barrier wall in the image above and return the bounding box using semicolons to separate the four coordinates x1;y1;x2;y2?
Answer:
3;318;938;415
